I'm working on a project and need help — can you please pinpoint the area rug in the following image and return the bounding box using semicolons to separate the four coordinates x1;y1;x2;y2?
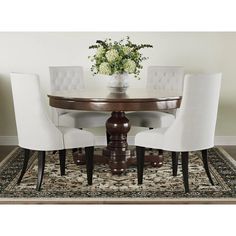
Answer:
0;147;235;203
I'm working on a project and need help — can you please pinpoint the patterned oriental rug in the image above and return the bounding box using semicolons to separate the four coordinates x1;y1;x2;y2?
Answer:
0;147;235;203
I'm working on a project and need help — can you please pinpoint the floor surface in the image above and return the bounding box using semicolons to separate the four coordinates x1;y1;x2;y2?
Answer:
0;146;235;162
0;146;16;162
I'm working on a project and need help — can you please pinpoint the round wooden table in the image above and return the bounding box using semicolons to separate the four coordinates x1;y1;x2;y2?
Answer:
48;88;181;174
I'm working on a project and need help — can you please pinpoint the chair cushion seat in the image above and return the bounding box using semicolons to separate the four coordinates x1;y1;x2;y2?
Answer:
58;127;95;149
135;128;167;149
59;111;110;128
126;111;175;128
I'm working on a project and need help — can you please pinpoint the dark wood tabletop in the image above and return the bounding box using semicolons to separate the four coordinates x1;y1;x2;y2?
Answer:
48;88;182;111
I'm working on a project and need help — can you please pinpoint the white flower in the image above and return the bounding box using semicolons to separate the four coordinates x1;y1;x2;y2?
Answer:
123;46;132;55
124;59;136;74
105;49;119;62
96;46;105;57
99;62;112;75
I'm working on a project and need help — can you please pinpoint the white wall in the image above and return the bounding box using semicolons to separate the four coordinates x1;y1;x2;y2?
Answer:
0;32;236;144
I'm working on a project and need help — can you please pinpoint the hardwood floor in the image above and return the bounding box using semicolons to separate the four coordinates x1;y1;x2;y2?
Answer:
0;146;16;162
221;146;236;160
0;145;235;163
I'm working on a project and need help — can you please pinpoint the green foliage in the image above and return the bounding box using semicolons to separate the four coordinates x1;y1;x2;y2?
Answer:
88;36;153;79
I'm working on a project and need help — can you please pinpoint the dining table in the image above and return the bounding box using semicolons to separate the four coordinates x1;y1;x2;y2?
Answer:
48;88;182;175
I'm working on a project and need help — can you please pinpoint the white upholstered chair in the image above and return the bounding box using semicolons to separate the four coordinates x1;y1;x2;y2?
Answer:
49;66;109;129
126;66;184;128
11;73;95;191
135;73;222;193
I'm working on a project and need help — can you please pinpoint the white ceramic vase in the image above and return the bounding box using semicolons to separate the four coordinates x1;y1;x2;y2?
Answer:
107;73;129;93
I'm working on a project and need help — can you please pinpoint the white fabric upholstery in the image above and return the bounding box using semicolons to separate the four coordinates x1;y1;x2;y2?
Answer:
126;111;175;128
127;66;184;128
50;66;84;92
11;73;95;151
135;73;222;152
58;127;94;149
49;66;108;128
146;66;184;93
59;111;110;128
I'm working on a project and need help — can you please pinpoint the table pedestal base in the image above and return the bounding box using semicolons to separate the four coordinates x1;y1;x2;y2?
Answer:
103;148;135;174
103;111;132;174
73;111;163;174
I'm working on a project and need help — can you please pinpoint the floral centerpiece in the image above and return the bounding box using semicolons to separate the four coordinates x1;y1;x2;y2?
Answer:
89;37;153;92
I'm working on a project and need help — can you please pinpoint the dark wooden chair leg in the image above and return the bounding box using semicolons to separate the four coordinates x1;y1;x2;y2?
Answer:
85;146;94;185
158;149;163;155
136;146;145;185
201;149;214;185
17;148;31;185
171;152;179;176
72;148;78;154
181;152;190;193
36;151;46;191
59;149;66;176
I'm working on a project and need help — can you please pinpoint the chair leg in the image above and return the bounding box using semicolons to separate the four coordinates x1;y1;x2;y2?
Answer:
85;146;94;185
158;149;163;155
201;149;214;185
36;151;46;191
136;146;145;185
171;152;179;176
17;149;31;185
72;148;78;154
181;152;190;193
59;149;66;176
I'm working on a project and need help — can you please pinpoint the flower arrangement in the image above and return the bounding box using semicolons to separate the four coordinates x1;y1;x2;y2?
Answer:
89;37;153;79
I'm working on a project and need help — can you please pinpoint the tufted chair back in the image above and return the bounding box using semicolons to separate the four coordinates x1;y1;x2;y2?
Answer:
49;66;85;92
147;66;184;94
